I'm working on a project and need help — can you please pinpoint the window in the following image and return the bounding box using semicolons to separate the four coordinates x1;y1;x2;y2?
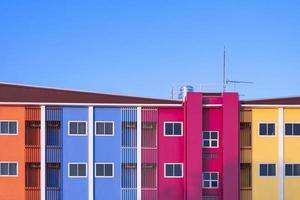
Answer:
0;162;17;176
68;121;87;136
285;123;300;136
68;163;87;178
259;164;276;176
164;122;182;136
285;164;300;176
95;163;114;177
95;121;114;136
0;121;17;135
202;172;218;189
259;123;275;136
164;163;183;178
203;131;219;148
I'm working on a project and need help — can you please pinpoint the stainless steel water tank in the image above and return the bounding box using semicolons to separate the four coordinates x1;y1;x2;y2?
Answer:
178;85;194;99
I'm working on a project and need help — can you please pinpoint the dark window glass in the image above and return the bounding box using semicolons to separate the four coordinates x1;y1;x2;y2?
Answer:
69;122;77;135
9;163;17;175
211;173;218;180
285;164;293;176
1;163;9;175
165;123;173;135
211;132;218;139
294;124;300;135
173;123;182;135
259;124;267;135
294;164;300;176
105;164;113;176
268;164;276;176
9;122;17;134
96;164;104;176
69;164;77;176
211;181;218;187
77;122;86;135
165;164;173;176
285;124;293;135
1;122;9;134
203;132;210;139
211;141;218;147
105;123;113;135
268;124;275;135
260;164;268;176
203;141;210;147
174;164;182;176
96;123;105;135
203;181;210;188
78;164;86;176
203;173;210;180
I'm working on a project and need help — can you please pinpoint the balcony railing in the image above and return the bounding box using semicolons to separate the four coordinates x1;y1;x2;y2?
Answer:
240;187;252;200
25;187;40;200
240;147;252;163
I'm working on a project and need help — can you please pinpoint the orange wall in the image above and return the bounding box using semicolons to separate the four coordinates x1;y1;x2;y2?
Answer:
0;106;25;200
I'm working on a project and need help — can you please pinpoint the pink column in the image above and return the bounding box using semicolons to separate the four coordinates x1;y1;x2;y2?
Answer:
185;93;203;200
222;93;239;200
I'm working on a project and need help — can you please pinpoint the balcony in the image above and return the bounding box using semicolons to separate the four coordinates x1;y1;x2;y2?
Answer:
240;187;252;200
240;147;252;163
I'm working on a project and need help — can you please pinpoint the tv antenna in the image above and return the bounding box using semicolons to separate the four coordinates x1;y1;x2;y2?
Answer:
222;46;253;92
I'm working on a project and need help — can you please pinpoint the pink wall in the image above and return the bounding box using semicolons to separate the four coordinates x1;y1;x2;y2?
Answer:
158;108;184;200
203;107;223;198
185;93;203;200
222;93;239;200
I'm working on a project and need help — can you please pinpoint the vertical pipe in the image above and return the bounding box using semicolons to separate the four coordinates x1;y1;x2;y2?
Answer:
41;106;46;200
137;107;142;200
278;108;284;200
88;106;94;200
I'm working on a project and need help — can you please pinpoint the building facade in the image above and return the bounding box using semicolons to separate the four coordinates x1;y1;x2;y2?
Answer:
240;97;300;200
0;83;239;200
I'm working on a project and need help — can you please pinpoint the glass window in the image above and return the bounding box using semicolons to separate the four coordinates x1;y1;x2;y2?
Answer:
69;122;87;135
95;122;114;136
202;172;219;189
164;122;182;136
285;123;300;136
0;162;17;176
95;163;114;177
285;164;300;176
260;164;276;176
259;123;275;136
68;163;87;177
0;121;17;134
164;163;183;177
203;131;219;148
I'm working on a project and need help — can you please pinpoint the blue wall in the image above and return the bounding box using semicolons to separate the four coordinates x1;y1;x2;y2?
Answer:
94;107;121;199
62;107;89;200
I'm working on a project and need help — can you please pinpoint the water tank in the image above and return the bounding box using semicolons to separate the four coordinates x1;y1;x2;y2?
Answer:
178;85;194;99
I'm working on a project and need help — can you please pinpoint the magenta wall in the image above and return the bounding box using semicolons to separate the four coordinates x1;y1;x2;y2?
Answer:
185;93;203;200
158;108;184;200
203;107;223;198
222;93;239;200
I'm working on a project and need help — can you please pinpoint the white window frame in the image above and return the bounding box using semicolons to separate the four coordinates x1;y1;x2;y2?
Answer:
68;121;88;136
95;121;115;136
68;162;88;178
285;163;300;177
163;122;183;136
0;120;18;135
164;163;183;178
94;162;114;178
0;162;18;177
202;172;219;189
202;131;219;148
258;163;277;177
258;122;276;136
284;123;300;137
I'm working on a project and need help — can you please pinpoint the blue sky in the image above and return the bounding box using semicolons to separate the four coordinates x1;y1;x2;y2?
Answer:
1;1;300;100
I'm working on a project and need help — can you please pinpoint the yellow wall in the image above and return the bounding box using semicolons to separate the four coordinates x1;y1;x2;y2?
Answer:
283;109;300;200
252;108;278;200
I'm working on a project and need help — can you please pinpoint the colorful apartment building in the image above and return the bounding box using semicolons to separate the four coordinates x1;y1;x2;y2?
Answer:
0;83;239;200
240;97;300;200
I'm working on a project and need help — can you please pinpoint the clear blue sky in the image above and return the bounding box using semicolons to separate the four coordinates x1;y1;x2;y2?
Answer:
1;1;300;100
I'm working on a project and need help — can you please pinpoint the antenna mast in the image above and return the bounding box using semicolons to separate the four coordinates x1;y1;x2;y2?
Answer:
223;46;226;92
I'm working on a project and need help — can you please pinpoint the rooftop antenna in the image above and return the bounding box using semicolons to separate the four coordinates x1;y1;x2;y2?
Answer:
223;46;226;92
226;80;254;91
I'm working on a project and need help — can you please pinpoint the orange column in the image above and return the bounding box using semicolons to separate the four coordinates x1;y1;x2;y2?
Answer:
0;106;25;200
